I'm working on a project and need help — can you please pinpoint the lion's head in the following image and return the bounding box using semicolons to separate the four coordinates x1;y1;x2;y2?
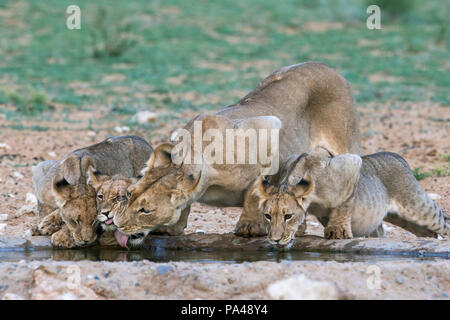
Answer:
50;155;102;246
254;148;362;248
114;142;203;237
52;180;99;246
87;169;147;248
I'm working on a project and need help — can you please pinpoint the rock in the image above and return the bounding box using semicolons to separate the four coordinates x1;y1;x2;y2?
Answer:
28;236;52;249
395;276;404;284
0;143;11;150
87;131;96;137
26;193;38;205
266;275;344;300
16;204;37;217
133;111;158;124
0;223;6;234
156;265;174;275
195;229;206;234
114;126;130;134
427;193;441;200
13;171;24;179
0;214;8;221
2;293;25;300
31;266;103;300
47;151;56;157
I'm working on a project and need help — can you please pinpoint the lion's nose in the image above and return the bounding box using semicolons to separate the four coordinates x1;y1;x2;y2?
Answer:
102;211;110;217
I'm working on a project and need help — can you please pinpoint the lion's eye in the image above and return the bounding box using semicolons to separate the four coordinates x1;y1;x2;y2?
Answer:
97;194;104;200
139;208;153;215
264;214;272;220
284;214;293;221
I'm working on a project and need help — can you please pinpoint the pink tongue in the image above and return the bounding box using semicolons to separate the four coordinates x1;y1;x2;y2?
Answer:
114;230;129;248
105;218;114;225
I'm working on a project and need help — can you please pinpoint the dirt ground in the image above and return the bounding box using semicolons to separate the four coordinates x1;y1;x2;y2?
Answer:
0;100;449;300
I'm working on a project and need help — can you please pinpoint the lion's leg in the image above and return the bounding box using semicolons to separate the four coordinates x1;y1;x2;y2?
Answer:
369;223;386;238
51;225;76;248
33;208;63;236
324;203;353;239
295;219;307;236
151;205;190;236
235;186;267;237
37;201;57;217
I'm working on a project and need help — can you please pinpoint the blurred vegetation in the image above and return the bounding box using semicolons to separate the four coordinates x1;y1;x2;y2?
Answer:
0;0;448;126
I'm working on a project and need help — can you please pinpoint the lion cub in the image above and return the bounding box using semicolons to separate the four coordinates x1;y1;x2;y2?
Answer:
254;150;449;247
87;169;149;248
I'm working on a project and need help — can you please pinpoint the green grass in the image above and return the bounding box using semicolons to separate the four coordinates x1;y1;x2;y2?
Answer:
413;166;450;180
0;0;448;125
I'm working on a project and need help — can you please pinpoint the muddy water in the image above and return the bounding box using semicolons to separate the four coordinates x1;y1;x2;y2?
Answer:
0;247;446;263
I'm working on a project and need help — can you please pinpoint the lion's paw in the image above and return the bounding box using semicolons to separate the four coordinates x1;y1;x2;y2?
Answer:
234;220;267;237
51;229;76;248
324;225;353;239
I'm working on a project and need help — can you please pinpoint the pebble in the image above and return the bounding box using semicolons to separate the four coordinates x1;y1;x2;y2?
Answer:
26;193;38;205
133;111;158;124
114;126;130;133
0;223;6;233
87;131;96;137
47;152;56;157
156;265;174;275
13;172;24;180
195;229;205;234
0;214;8;221
2;293;24;300
0;143;11;150
23;229;32;239
395;276;404;284
427;193;441;200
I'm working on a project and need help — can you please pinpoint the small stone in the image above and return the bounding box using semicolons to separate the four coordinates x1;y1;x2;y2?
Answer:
395;276;404;284
0;223;6;234
26;193;38;205
87;131;96;137
0;214;8;221
156;265;173;275
114;126;130;133
13;171;24;179
427;193;441;200
133;111;158;124
2;293;24;300
0;143;11;150
47;151;57;157
267;275;344;300
195;229;205;234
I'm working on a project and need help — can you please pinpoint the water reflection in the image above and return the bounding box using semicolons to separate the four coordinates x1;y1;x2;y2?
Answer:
0;247;445;263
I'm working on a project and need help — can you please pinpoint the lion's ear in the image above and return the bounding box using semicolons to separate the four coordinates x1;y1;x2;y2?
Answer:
142;142;174;174
290;174;314;210
52;177;74;204
311;145;336;157
86;166;103;191
252;176;271;209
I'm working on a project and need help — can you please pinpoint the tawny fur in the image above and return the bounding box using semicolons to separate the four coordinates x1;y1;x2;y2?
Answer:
113;62;362;237
32;135;153;248
255;151;449;246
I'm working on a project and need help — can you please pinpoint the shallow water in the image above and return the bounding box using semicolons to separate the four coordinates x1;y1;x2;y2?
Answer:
0;247;447;263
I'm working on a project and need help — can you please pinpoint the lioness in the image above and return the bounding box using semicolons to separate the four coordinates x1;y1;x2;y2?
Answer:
113;62;361;242
254;150;449;248
32;135;153;248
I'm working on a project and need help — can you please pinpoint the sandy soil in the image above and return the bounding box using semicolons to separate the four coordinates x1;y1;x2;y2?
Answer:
0;100;449;299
